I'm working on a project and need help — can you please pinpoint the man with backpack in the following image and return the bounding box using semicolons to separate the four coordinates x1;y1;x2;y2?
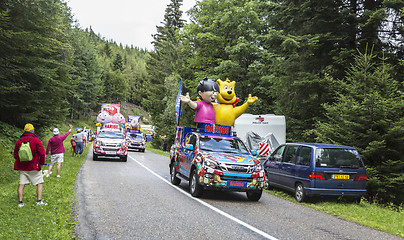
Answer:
45;124;73;178
13;123;46;207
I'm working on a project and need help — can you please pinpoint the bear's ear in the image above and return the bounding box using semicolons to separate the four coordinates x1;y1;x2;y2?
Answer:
230;81;236;87
216;79;223;86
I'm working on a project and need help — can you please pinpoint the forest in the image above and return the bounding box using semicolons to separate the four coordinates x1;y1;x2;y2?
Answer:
0;0;403;206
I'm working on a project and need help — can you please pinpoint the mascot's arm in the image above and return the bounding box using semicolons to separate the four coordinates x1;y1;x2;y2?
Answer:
234;94;258;118
180;92;197;109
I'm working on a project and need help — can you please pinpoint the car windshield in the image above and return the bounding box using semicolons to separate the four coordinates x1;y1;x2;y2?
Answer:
315;148;364;168
129;134;143;139
98;131;124;139
199;136;250;154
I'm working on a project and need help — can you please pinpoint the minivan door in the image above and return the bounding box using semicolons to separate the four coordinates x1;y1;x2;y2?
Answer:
264;145;285;186
279;145;299;189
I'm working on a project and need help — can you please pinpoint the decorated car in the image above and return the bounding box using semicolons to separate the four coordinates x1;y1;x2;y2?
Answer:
93;130;128;162
126;129;146;152
169;123;265;201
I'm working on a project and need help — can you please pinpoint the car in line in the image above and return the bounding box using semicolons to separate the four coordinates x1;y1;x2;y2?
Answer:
263;143;367;202
93;130;128;162
126;131;146;152
170;124;265;201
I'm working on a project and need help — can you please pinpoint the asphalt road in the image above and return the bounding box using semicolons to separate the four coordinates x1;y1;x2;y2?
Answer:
74;149;401;240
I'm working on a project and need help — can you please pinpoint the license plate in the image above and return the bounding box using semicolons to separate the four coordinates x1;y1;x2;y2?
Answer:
332;174;349;179
105;151;116;155
226;181;247;188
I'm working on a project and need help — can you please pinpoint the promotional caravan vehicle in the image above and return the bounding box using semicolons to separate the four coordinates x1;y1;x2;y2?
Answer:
93;128;128;162
169;123;265;201
234;114;286;160
126;129;146;152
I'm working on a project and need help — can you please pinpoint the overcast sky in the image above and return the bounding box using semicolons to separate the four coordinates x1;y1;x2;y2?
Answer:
66;0;197;50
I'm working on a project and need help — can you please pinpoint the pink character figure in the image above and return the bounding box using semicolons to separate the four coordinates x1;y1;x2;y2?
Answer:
112;113;126;124
107;105;118;115
96;111;112;124
180;78;219;125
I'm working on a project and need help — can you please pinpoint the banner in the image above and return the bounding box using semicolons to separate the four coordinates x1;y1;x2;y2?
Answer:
128;115;140;129
101;103;120;115
175;79;183;125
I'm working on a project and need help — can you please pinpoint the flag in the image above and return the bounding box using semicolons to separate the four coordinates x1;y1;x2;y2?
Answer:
175;79;183;125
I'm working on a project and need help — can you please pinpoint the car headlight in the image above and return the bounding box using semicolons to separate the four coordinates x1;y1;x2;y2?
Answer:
203;158;218;169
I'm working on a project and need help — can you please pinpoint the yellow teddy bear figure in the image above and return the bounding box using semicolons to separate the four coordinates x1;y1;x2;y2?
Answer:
213;78;258;126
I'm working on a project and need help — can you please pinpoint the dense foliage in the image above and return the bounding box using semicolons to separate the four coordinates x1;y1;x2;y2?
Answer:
0;0;403;205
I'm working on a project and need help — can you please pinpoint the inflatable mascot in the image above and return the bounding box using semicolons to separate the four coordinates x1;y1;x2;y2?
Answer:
180;78;220;125
213;78;258;126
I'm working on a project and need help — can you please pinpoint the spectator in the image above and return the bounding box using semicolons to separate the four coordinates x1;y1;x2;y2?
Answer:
74;129;84;157
45;124;72;178
13;123;47;207
70;134;76;156
160;135;168;151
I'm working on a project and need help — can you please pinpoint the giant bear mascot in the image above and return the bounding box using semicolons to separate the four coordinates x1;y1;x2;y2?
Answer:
213;78;258;126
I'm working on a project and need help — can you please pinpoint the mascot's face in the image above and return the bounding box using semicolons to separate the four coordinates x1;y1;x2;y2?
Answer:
97;111;112;123
216;79;237;104
112;113;125;124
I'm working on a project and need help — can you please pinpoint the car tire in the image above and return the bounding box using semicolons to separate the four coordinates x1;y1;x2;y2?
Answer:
93;153;98;161
170;163;181;185
295;183;307;202
189;169;203;197
347;197;361;203
121;155;128;162
246;190;262;201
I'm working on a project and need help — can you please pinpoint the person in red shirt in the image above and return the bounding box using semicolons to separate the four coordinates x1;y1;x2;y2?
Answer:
13;123;46;207
45;124;72;178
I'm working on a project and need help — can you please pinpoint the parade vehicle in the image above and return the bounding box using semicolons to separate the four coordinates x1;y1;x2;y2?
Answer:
126;129;146;152
93;129;128;162
169;123;265;201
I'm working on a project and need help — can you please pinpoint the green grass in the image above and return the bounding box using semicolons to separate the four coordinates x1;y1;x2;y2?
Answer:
266;188;404;237
0;121;89;240
1;126;402;238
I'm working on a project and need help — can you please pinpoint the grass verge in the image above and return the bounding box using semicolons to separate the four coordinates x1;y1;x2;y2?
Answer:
0;122;89;239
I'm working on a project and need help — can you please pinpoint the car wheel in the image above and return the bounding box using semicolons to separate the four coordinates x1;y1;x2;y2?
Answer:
264;171;272;190
170;163;181;185
246;190;262;201
121;155;128;162
93;153;98;161
295;183;306;202
189;169;203;197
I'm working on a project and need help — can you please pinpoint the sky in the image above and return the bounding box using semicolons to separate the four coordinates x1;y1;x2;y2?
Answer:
66;0;197;50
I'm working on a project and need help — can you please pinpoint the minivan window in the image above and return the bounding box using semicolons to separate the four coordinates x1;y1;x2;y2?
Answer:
283;145;299;163
271;145;285;161
315;148;364;168
296;146;311;166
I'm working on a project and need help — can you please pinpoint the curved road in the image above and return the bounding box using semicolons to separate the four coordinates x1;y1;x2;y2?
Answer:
74;149;401;240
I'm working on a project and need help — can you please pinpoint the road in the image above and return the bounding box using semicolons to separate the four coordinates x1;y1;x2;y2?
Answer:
74;149;401;240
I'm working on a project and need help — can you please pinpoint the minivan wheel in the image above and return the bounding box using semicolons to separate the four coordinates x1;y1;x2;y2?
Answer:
189;170;203;197
295;183;306;202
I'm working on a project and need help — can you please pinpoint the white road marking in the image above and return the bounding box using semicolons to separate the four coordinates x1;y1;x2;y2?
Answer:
130;155;278;240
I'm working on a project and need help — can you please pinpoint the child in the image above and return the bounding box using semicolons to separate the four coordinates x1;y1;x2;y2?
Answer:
180;77;219;125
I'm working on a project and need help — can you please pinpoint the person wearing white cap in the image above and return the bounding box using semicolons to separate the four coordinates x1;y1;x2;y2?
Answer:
45;124;73;178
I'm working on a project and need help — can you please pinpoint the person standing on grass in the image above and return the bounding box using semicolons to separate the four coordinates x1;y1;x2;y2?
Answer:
74;129;84;157
13;123;47;207
45;124;72;178
70;134;76;156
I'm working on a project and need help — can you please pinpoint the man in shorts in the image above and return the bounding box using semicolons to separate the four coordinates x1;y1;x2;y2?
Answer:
13;123;46;207
45;124;73;178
